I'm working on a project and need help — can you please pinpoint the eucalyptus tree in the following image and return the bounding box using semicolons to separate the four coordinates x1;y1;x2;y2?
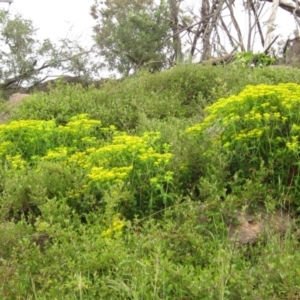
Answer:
90;0;300;74
91;0;172;75
0;9;98;92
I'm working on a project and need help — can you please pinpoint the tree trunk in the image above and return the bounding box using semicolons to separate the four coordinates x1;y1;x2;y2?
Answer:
168;0;182;62
264;0;279;52
201;0;226;61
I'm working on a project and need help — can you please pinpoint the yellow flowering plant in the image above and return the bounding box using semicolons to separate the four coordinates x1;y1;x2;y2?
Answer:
101;213;126;238
187;83;300;204
0;114;173;220
0;119;57;159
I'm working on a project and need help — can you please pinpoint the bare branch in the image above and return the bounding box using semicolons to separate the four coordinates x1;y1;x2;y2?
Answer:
225;0;245;51
260;0;300;18
264;35;279;54
219;16;237;48
0;46;96;90
249;0;265;48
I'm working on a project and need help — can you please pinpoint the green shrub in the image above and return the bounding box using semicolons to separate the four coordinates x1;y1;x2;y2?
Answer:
0;114;173;220
3;68;300;299
2;196;299;299
234;51;276;66
187;83;300;208
9;64;300;135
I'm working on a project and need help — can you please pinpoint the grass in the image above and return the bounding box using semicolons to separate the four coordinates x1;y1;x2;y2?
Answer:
1;63;300;299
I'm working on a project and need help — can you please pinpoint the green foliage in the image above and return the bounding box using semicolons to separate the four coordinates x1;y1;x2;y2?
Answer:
234;51;276;66
91;0;171;75
0;9;102;91
10;65;224;129
188;83;300;208
0;9;41;86
11;64;300;130
0;197;299;299
0;114;174;220
3;64;300;298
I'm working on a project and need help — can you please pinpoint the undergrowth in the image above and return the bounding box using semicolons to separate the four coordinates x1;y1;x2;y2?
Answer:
1;64;300;299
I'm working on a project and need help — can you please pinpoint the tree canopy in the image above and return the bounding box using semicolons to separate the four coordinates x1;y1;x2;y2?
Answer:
91;0;300;73
1;0;300;92
0;9;99;93
91;0;172;75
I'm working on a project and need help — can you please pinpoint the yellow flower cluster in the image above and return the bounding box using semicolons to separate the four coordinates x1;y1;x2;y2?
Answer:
0;114;173;199
186;83;300;153
42;147;69;161
58;114;101;135
87;166;133;183
0;119;56;132
150;171;173;189
0;141;12;156
84;131;172;188
5;154;26;170
233;128;263;141
286;136;299;152
0;119;56;158
67;151;87;167
101;214;125;238
86;131;172;170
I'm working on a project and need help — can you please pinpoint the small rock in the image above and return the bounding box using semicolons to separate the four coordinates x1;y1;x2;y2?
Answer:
7;93;30;108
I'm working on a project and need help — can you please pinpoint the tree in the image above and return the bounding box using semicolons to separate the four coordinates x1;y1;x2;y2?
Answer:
168;0;182;61
0;9;99;92
90;0;300;75
91;0;172;75
90;0;239;69
175;0;298;62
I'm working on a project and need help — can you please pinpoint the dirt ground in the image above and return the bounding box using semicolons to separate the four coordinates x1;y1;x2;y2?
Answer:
0;93;30;124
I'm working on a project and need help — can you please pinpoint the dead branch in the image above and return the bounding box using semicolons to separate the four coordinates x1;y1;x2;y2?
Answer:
225;0;245;51
0;46;95;90
219;16;237;48
264;35;279;54
250;0;265;47
260;0;300;18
